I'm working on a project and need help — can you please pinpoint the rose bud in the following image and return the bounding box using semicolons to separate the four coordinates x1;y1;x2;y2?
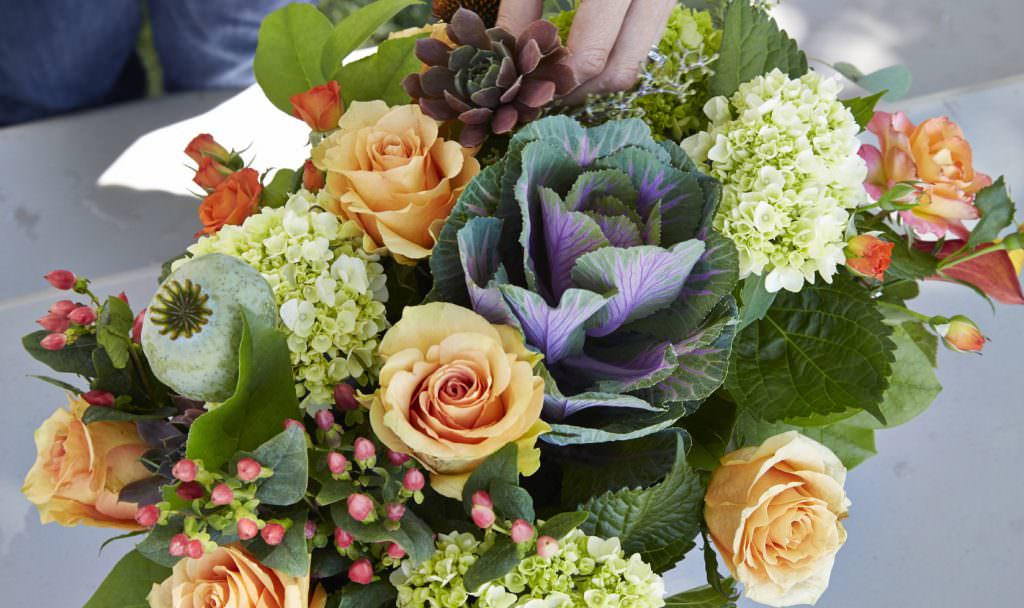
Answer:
334;527;354;549
403;468;425;493
302;159;326;193
37;312;70;333
82;390;115;407
333;383;359;411
168;533;189;557
327;451;349;475
176;481;205;501
348;558;374;585
386;450;410;466
67;306;97;325
353;437;376;464
44;270;76;290
937;315;986;353
536;536;559;559
49;300;76;316
135;504;160;528
347;493;375;522
845;234;895;281
186;539;205;559
314;408;335;430
386;502;406;522
40;333;67;351
131;308;146;344
172;458;198;482
387;542;406;560
236;457;262;481
290;81;343;132
471;504;495;529
261;522;286;546
510;519;534;544
305;520;317;539
193;156;233;191
210;483;234;506
471;490;493;509
237;518;259;540
184;133;229;164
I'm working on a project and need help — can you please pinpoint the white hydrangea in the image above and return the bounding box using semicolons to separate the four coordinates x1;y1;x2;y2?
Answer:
682;68;868;292
175;189;389;409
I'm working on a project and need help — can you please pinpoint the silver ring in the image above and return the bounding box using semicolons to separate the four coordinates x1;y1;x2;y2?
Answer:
647;45;666;68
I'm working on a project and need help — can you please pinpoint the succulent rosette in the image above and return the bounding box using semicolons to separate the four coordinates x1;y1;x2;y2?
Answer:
403;8;576;147
429;115;739;437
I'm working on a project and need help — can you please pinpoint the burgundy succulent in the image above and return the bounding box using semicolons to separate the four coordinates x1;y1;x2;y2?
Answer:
404;8;576;147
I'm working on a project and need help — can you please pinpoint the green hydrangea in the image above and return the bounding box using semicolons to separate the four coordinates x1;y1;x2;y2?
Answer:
682;69;868;293
177;189;389;408
392;530;665;608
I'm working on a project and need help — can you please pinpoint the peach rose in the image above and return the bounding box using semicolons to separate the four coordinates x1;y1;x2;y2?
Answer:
197;167;262;236
147;545;326;608
313;101;480;263
22;396;151;530
704;431;850;607
909;116;991;194
368;302;548;498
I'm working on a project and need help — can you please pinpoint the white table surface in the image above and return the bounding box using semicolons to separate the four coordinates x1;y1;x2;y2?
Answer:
1;77;1022;607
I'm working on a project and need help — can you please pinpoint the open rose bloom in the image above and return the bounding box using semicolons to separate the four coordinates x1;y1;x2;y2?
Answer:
705;432;850;607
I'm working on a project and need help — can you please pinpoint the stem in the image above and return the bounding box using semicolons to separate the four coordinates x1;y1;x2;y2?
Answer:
875;300;933;323
129;343;161;407
937;242;1006;270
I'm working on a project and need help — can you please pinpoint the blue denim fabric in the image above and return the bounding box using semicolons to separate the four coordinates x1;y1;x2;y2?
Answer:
0;0;308;126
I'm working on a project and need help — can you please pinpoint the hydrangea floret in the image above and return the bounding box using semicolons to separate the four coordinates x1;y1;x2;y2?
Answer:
392;529;665;608
176;189;389;408
682;68;869;293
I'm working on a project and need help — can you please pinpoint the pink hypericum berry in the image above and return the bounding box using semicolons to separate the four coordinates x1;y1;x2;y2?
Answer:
386;502;406;522
387;542;406;559
353;437;376;462
82;390;115;407
347;493;375;522
37;312;70;333
471;490;493;508
40;333;67;351
510;519;534;544
314;409;335;430
333;383;359;411
236;457;262;481
237;518;259;540
402;468;425;492
386;450;410;466
169;534;189;557
536;536;559;558
186;539;205;559
172;458;198;482
327;451;349;475
305;520;317;539
67;306;96;325
49;300;76;316
176;481;204;500
117;292;129;304
135;505;160;528
210;483;234;506
471;504;496;529
44;270;76;290
348;558;374;585
283;418;305;432
131;308;146;344
334;527;354;549
261;523;286;546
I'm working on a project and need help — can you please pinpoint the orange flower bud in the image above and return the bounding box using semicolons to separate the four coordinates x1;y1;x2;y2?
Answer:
937;315;985;353
193;156;233;192
845;234;894;280
302;158;325;192
184;133;229;164
196;168;262;236
290;81;343;132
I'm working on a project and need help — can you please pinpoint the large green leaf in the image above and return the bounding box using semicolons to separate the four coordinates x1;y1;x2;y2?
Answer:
559;430;681;507
335;36;424;106
709;0;807;98
254;3;333;113
726;276;895;423
22;330;97;376
246;513;310;576
735;410;877;469
677;396;737;471
186;310;302;470
321;0;422;80
96;295;134;369
250;426;309;506
664;579;739;608
84;550;171;608
579;430;703;573
967;177;1015;248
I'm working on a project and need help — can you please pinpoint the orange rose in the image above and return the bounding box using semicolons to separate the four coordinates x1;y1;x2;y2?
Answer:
290;81;344;132
184;133;229;164
313;101;480;263
909;116;991;195
22;396;151;530
193;156;232;192
844;234;894;280
197;167;262;236
369;302;548;498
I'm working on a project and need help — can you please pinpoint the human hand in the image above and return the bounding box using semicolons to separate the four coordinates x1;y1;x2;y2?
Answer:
496;0;675;104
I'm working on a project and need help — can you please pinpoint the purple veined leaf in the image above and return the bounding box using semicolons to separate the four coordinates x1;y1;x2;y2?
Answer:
571;241;705;338
458;216;519;327
536;364;658;420
542;401;691;445
586;211;643;248
644;201;662;246
649;297;738;404
564;169;637;212
497;284;607;364
538;187;610;299
515;115;665;167
560;337;676;394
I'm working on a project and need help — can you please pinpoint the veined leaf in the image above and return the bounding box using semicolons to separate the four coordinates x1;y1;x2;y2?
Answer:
664;578;739;608
735;410;877;469
250;426;309;506
559;429;682;507
967;177;1015;248
321;0;422;80
463;536;519;591
841;90;886;131
335;36;424;106
83;550;171;608
336;581;398;608
246;513;309;576
709;0;807;98
254;3;333;113
22;330;97;376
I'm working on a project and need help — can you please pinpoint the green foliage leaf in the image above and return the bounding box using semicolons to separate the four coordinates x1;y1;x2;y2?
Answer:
677;396;737;471
558;430;682;507
83;405;176;424
735;410;877;469
967;177;1015;248
545;401;692;446
490;481;535;522
262;168;297;208
246;514;310;576
886;236;939;281
664;579;739;608
186;310;302;470
315;477;357;506
321;0;421;80
709;0;807;98
579;430;703;573
463;535;519;592
537;511;590;541
254;3;333;113
736;274;776;331
336;581;398;608
249;426;309;506
726;276;895;423
136;518;183;568
841;90;886;131
29;374;84;394
331;505;435;565
335;36;423;106
22;330;97;376
97;295;134;369
83;550;171;608
461;443;519;514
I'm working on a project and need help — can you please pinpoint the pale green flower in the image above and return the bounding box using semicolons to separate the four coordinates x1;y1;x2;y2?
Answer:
175;189;389;409
682;68;868;292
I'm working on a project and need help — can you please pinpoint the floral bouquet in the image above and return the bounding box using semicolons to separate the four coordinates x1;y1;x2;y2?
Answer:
20;1;1022;607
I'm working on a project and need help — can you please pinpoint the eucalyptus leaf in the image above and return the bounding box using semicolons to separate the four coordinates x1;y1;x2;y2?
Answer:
856;65;912;100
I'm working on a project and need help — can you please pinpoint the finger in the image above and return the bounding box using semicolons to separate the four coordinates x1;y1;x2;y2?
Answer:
495;0;544;36
563;0;674;105
565;0;633;86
